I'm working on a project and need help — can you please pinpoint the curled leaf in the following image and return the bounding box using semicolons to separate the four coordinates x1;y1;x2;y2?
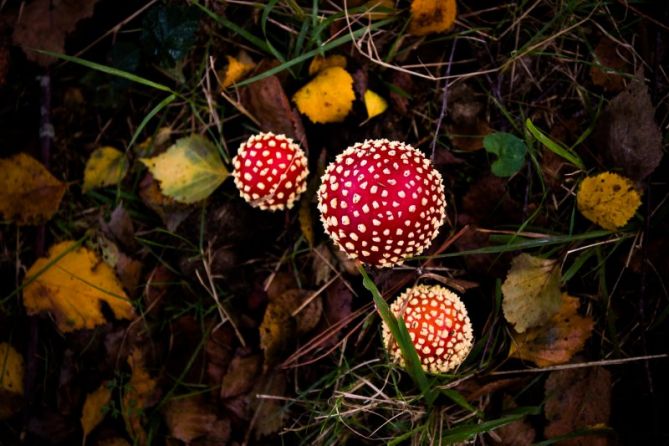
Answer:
293;67;355;124
141;135;229;204
0;153;66;225
576;172;641;231
83;146;129;193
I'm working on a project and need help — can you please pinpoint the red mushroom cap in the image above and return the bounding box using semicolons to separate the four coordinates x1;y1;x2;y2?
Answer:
382;285;473;374
317;139;446;267
232;132;309;211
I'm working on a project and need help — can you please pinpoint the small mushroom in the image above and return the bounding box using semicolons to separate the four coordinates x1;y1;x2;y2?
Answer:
382;284;473;374
232;132;309;211
317;139;446;267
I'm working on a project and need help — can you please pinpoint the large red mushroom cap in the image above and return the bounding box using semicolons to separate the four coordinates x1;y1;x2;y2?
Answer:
232;132;309;211
382;285;473;374
317;139;446;267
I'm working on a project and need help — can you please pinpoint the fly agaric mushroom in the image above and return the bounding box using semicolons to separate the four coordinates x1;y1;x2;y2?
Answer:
317;139;446;267
232;132;309;211
382;284;473;374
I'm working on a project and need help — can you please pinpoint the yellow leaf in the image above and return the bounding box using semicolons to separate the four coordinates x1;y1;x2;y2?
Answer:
0;153;66;225
308;55;347;76
122;349;158;446
409;0;457;36
576;172;641;231
22;241;135;333
219;53;255;89
134;127;172;158
141;135;229;204
509;294;594;367
364;89;388;119
502;254;562;333
0;343;23;420
293;67;355;124
83;146;129;193
81;382;112;443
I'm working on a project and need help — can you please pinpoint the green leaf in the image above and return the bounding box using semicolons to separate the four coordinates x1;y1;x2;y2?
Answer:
483;132;527;177
141;135;229;204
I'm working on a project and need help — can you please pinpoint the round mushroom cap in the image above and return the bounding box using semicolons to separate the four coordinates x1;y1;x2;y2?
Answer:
232;132;309;211
317;139;446;267
382;285;473;374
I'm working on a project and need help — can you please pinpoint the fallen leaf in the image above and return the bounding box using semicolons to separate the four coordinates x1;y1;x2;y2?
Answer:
122;349;158;446
139;174;193;231
251;371;287;439
576;172;641;231
597;78;663;180
164;395;230;444
361;0;396;20
293;66;355;124
544;367;611;445
11;0;96;66
134;127;173;158
0;153;66;225
141;135;229;204
447;83;492;152
219;52;255;89
409;0;457;36
492;395;536;446
140;4;200;68
240;67;308;148
220;354;262;399
364;89;388;119
483;132;527;177
81;382;112;444
103;205;136;250
83;146;129;193
0;41;8;86
502;254;562;333
509;294;594;367
308;55;347;76
459;175;523;227
299;196;315;247
590;37;630;93
95;438;131;446
22;241;136;333
0;343;24;420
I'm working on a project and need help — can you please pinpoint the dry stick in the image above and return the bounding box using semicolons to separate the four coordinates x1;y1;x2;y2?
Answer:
430;38;458;162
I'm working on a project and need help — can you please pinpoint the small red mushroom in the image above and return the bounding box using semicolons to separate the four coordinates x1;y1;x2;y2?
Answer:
232;132;309;211
317;139;446;267
382;285;473;374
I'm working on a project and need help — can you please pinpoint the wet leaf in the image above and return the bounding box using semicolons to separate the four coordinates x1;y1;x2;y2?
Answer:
502;254;562;333
0;343;24;420
11;0;96;66
364;89;388;119
22;241;136;333
81;382;112;443
83;146;129;193
0;153;67;225
576;172;641;231
308;55;347;76
544;367;611;445
293;67;355;124
219;53;255;89
409;0;457;36
509;294;594;367
483;132;527;177
141;135;229;204
122;349;158;446
597;79;663;180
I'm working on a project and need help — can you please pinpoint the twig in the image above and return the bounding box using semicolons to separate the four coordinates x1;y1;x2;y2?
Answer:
489;353;669;375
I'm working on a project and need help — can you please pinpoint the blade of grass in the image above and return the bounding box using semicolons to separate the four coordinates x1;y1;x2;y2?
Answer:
525;118;585;170
359;266;436;406
441;405;541;443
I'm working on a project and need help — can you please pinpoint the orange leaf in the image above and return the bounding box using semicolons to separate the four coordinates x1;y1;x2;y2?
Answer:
409;0;457;36
122;349;158;446
81;382;112;444
509;294;594;367
0;153;66;225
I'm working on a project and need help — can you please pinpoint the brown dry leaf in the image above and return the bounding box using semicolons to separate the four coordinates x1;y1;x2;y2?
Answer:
576;172;641;231
597;78;663;181
446;83;492;152
409;0;457;36
220;354;262;399
81;382;112;444
139;173;193;232
0;41;9;87
0;343;24;420
22;241;135;333
293;66;355;124
251;372;287;439
219;52;255;89
240;68;307;148
12;0;96;66
590;37;630;92
509;294;594;367
492;395;536;446
502;254;562;333
544;367;611;445
122;349;158;446
308;55;347;76
164;395;230;444
0;153;67;225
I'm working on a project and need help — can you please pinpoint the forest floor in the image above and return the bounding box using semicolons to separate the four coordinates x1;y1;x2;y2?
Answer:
1;0;668;445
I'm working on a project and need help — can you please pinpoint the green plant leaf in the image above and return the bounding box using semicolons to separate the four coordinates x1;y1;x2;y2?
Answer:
141;135;229;204
483;132;527;177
